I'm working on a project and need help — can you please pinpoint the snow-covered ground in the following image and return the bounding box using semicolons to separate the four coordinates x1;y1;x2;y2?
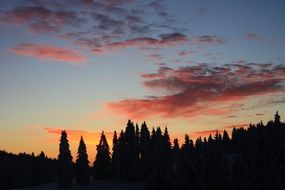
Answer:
16;180;146;190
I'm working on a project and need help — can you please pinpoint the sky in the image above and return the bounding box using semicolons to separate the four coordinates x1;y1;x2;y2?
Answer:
0;0;285;162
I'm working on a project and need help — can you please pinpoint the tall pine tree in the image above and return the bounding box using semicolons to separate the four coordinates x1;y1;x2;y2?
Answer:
57;130;73;188
148;127;171;190
93;131;111;180
140;121;152;179
124;120;137;182
75;136;89;185
111;131;120;180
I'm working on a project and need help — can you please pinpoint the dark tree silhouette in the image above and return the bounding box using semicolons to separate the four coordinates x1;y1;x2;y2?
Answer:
171;138;181;184
75;136;89;185
123;120;139;182
140;121;152;179
57;130;73;188
148;127;171;190
222;130;231;153
274;111;281;124
111;130;120;180
93;131;111;180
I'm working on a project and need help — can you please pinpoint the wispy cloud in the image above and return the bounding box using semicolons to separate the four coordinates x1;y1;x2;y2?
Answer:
243;33;264;41
10;43;86;63
92;33;189;54
43;127;114;145
0;0;189;55
0;6;85;33
107;63;285;119
196;35;226;44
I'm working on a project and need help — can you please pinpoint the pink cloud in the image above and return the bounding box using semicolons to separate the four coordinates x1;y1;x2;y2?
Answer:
0;6;84;33
244;33;264;41
10;43;86;63
107;63;285;120
92;33;189;54
196;35;226;44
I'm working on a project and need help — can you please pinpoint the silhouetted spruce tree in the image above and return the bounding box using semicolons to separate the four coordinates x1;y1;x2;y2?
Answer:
111;130;120;180
124;120;138;181
171;138;181;182
135;123;140;154
163;127;172;153
57;130;73;188
208;134;214;145
75;136;89;185
222;130;231;153
195;136;203;154
93;131;111;180
150;127;156;151
274;111;281;125
163;127;172;178
178;134;199;190
148;127;171;190
140;121;152;179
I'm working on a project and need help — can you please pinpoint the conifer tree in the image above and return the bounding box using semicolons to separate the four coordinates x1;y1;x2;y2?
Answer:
117;130;127;180
163;127;172;153
140;121;152;179
151;127;156;150
148;127;171;190
75;137;89;185
124;120;137;181
134;123;141;180
57;130;73;188
111;131;120;180
222;130;230;153
179;134;197;190
274;111;281;125
171;138;181;180
93;131;111;179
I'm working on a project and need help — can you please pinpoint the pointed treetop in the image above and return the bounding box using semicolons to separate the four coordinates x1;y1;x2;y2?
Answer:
223;130;230;142
185;134;190;144
274;111;281;124
173;138;179;149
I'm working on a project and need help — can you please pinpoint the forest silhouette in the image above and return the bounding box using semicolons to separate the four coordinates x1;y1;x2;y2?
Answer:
0;111;285;189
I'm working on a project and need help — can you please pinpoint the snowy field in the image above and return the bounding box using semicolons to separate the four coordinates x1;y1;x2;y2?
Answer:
16;180;146;190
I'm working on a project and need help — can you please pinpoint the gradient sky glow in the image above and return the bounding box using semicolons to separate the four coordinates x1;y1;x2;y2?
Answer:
1;0;285;162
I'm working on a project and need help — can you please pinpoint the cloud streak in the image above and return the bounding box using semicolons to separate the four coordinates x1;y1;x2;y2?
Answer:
0;6;85;33
92;33;189;54
43;127;113;145
244;33;264;41
10;43;86;63
196;35;226;44
107;63;285;119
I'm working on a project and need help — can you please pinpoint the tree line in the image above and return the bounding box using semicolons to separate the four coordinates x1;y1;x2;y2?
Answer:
56;111;285;190
1;111;285;189
0;151;57;189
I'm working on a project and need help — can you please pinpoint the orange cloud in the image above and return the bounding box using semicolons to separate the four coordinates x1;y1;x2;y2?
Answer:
10;43;86;63
43;128;114;146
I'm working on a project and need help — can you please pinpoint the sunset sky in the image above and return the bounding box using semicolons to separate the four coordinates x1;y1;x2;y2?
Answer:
1;0;285;162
